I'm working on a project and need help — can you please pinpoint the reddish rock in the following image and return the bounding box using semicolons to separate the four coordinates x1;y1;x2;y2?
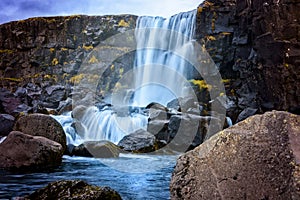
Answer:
170;111;300;199
0;131;63;169
13;113;66;152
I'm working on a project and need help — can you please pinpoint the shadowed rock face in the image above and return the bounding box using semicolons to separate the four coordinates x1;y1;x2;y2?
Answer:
195;0;300;121
0;131;63;170
25;180;122;200
170;111;300;200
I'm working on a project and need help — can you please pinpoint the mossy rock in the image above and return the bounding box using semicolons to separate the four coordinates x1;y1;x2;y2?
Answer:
25;180;122;200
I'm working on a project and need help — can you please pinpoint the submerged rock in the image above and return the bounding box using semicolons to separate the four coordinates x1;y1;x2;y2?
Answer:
24;180;122;200
72;141;120;158
170;111;300;199
13;113;66;152
0;131;63;170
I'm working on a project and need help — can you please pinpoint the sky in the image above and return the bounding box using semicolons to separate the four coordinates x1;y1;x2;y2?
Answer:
0;0;202;24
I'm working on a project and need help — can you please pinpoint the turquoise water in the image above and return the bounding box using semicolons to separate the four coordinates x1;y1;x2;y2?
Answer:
0;154;177;199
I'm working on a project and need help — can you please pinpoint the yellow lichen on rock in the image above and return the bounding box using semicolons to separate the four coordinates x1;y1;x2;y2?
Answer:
118;19;130;27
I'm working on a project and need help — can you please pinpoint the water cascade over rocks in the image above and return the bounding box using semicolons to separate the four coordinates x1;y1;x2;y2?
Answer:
53;10;198;146
133;10;197;106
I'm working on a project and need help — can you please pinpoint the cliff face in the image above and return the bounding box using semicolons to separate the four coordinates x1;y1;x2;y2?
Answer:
0;0;299;121
0;15;137;115
0;14;136;93
195;0;300;121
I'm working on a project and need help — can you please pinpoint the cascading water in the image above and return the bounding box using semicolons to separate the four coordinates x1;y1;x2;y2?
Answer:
132;10;197;106
53;10;197;145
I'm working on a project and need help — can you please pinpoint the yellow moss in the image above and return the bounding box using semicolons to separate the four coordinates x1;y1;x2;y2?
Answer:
50;48;55;53
204;1;214;7
211;19;215;32
63;61;68;65
110;65;115;71
219;92;225;96
284;63;289;68
0;77;23;82
73;35;77;41
190;79;212;91
221;32;231;36
221;79;231;83
207;35;216;41
118;19;130;27
51;58;59;66
33;73;40;78
0;49;14;54
88;55;99;64
44;74;52;79
198;7;203;13
119;68;124;75
69;74;85;84
68;15;81;20
83;45;93;51
61;47;68;51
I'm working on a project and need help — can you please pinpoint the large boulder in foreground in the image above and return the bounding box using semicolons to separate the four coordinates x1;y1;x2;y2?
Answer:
0;131;63;169
24;180;122;200
13;113;66;152
170;111;300;199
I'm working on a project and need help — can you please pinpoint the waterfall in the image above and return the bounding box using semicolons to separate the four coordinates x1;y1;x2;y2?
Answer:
53;10;197;145
132;10;197;106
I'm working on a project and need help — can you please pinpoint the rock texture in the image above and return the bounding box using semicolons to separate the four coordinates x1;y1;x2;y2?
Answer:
24;180;122;200
0;113;15;136
170;111;300;199
13;113;67;152
195;0;300;122
118;129;160;153
71;141;120;158
0;131;63;169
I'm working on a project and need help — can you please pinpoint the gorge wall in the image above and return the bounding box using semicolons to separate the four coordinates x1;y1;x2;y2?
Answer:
0;0;299;122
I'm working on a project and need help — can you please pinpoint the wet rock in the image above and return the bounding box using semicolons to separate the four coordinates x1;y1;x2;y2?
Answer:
236;107;258;122
24;180;122;200
0;131;63;170
72;141;120;158
71;105;88;121
13;113;66;152
118;129;158;153
170;111;300;199
0;88;22;115
0;114;15;136
44;85;66;103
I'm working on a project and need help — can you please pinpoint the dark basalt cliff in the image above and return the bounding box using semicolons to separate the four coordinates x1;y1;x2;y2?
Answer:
196;0;300;121
0;0;299;122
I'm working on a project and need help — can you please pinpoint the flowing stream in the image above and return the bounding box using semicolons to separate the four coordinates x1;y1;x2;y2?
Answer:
0;10;197;199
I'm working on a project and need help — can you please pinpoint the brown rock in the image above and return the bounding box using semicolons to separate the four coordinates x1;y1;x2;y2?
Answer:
72;141;120;158
13;113;66;152
25;180;122;200
0;131;63;169
170;111;300;199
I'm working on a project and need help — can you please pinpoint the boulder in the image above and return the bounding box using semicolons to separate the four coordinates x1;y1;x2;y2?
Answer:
72;141;120;158
0;114;15;136
24;180;122;200
0;131;63;169
13;114;66;152
71;105;88;121
170;111;300;199
118;129;158;153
